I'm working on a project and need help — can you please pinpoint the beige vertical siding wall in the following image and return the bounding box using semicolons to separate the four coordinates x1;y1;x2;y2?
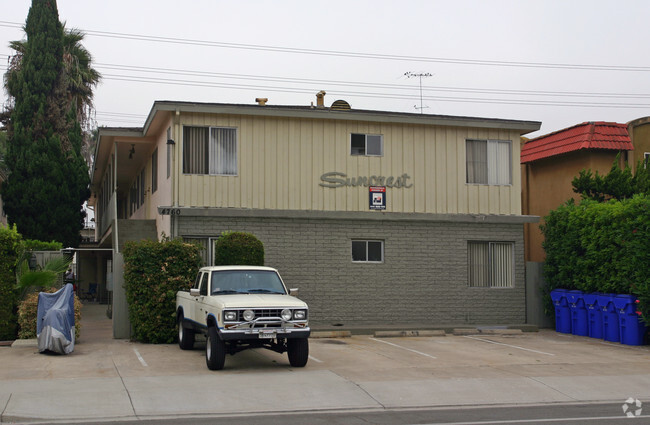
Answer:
177;113;522;215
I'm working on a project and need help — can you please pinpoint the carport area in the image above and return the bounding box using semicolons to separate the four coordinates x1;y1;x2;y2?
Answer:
1;304;650;422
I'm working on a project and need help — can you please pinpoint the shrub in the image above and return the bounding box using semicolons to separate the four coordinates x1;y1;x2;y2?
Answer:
23;239;63;251
541;195;650;323
214;231;264;266
123;239;202;343
17;288;82;340
0;224;22;340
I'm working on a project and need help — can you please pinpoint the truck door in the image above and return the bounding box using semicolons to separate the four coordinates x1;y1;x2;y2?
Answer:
192;271;209;324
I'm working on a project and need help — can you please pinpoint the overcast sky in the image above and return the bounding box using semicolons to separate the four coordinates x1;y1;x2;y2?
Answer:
2;0;650;138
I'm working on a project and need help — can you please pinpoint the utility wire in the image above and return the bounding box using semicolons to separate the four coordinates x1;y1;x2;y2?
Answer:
1;20;649;72
3;54;650;101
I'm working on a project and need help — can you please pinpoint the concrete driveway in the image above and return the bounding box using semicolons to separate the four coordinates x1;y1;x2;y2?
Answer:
1;304;649;422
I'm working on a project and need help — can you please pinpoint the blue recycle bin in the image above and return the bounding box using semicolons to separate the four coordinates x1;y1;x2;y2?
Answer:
598;294;620;342
551;289;571;334
583;293;603;339
614;294;647;346
567;290;588;336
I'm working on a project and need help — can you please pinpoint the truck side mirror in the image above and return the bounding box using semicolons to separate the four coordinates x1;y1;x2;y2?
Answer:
289;288;299;297
190;288;200;297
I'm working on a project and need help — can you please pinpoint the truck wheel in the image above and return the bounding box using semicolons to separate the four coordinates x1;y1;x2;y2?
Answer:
287;338;309;367
177;314;195;350
206;326;226;370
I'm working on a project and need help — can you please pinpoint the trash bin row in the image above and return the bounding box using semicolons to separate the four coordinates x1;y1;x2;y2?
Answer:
550;290;647;346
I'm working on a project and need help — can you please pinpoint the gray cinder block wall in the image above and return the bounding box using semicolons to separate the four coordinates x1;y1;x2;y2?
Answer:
178;215;526;326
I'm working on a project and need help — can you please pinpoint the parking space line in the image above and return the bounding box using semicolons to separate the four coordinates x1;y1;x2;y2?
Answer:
463;336;555;356
133;347;148;366
370;337;437;359
308;355;323;363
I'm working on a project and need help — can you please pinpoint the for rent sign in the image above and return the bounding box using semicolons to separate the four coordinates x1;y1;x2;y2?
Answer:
369;186;386;210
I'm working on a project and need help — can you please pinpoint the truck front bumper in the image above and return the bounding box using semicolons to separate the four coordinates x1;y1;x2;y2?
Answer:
218;327;310;341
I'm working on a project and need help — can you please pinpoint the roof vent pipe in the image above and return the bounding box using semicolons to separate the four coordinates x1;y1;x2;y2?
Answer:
255;98;268;106
316;90;326;108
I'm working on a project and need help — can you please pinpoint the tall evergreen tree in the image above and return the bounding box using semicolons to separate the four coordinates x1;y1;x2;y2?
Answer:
1;0;91;247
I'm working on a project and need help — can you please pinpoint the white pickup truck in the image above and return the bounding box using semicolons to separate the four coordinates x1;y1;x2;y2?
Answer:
176;266;310;370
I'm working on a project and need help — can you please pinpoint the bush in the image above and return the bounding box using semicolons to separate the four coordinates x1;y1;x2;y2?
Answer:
214;231;264;266
23;239;63;251
17;288;82;340
541;195;650;323
123;239;202;343
0;224;22;340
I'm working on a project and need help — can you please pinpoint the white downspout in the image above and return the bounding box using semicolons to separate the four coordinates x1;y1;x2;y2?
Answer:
113;141;120;253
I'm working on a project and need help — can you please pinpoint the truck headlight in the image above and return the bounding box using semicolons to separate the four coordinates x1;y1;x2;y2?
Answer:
224;311;238;321
242;309;255;322
281;309;293;321
293;310;306;320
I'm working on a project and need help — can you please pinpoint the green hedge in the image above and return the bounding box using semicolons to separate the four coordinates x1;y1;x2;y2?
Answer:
123;239;202;343
541;195;650;322
23;239;63;251
0;224;22;340
214;231;264;266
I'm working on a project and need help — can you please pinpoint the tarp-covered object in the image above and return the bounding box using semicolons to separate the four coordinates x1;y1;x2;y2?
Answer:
37;284;75;354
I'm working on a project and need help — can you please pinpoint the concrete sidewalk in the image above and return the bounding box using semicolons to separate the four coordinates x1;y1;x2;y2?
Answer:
1;304;650;423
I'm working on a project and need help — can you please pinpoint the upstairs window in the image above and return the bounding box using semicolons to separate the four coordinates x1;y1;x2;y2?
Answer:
466;139;512;185
351;133;383;156
183;126;237;175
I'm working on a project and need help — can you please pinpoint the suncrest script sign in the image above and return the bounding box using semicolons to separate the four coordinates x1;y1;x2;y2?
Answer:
319;171;413;188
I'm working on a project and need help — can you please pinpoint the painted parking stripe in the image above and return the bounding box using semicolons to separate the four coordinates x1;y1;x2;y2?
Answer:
308;355;323;363
370;337;437;359
463;336;555;356
133;347;148;366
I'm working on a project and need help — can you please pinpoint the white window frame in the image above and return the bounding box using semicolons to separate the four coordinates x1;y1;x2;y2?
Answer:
350;133;383;157
182;126;238;176
467;241;514;288
466;139;512;185
183;236;222;266
351;240;384;263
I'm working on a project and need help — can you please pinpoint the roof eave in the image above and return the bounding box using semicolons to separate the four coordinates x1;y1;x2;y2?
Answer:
143;101;541;135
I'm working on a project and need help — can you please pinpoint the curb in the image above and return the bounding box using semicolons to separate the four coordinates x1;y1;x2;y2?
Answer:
480;329;523;335
374;330;446;338
11;339;37;348
310;330;352;338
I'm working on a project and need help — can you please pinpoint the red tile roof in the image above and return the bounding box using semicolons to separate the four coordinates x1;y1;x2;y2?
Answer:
521;122;633;163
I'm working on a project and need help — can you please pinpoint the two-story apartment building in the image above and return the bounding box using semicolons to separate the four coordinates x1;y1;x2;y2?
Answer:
89;93;540;338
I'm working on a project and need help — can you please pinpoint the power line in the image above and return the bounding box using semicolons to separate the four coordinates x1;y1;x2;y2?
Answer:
2;62;650;111
1;20;650;72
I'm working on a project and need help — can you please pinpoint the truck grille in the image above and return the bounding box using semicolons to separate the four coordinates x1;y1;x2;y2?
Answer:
238;309;282;321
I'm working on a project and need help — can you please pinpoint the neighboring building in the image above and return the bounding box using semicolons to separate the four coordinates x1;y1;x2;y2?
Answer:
521;121;634;263
89;93;541;338
628;117;650;170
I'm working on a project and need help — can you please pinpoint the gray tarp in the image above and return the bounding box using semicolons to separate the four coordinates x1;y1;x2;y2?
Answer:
37;283;75;354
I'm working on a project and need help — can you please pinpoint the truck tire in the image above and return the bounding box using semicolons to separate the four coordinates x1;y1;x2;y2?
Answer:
206;326;226;370
287;338;309;367
177;314;195;350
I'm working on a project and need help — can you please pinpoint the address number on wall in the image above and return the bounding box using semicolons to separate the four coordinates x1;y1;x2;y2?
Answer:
158;207;182;216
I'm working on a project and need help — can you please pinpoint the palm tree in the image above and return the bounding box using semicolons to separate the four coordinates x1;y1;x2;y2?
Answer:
5;25;101;128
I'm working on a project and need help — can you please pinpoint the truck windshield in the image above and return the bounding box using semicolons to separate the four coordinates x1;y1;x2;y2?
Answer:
211;270;286;295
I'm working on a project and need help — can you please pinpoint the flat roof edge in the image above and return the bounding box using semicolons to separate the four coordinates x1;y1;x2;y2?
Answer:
146;101;541;134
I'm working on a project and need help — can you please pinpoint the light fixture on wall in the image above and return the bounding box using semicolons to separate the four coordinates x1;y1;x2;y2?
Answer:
128;144;135;159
